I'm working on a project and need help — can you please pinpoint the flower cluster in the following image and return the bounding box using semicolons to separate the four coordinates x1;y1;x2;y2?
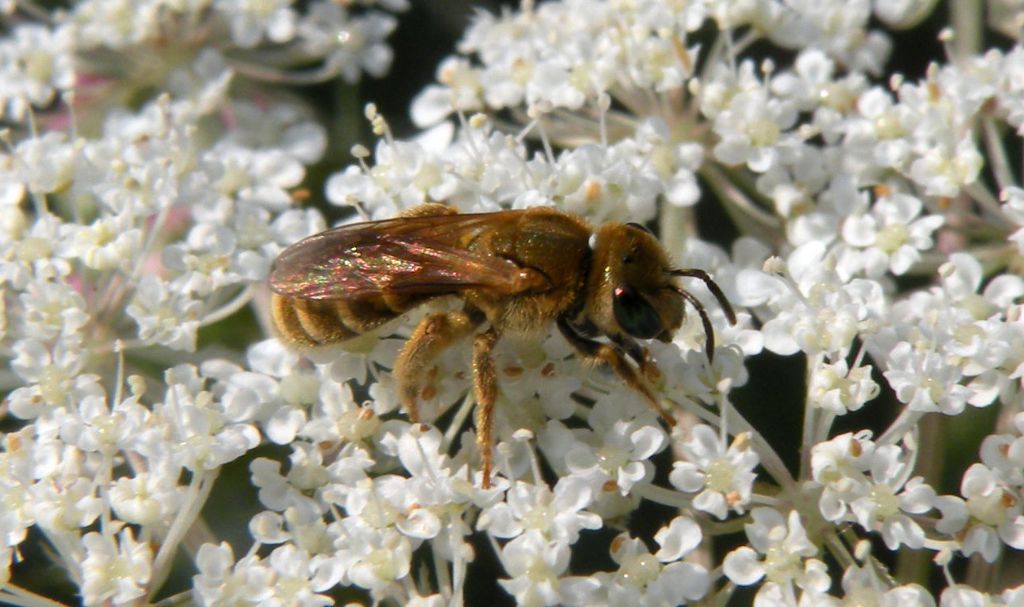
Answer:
2;0;1024;606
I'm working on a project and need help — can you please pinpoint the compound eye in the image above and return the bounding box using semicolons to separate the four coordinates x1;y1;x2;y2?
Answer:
612;285;662;339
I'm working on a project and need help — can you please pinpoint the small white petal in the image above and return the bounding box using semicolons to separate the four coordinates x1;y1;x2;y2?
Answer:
723;546;765;585
669;462;705;492
654;516;702;562
630;425;667;460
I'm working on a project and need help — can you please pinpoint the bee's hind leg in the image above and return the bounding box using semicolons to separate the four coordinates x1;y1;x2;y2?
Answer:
472;326;501;488
399;202;458;218
394;308;482;423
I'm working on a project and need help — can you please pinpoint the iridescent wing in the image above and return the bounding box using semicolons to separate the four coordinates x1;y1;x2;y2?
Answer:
269;211;528;300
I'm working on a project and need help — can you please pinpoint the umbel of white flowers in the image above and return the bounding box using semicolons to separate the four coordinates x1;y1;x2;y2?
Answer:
1;1;1024;606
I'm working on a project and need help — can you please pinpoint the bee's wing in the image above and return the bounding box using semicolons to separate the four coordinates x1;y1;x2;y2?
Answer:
269;211;527;300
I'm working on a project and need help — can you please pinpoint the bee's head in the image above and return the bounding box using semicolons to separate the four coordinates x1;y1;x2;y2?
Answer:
587;222;736;359
588;222;681;342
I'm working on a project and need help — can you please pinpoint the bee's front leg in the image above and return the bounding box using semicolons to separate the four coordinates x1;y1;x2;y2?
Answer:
613;335;661;383
394;309;481;422
472;326;501;488
557;317;676;427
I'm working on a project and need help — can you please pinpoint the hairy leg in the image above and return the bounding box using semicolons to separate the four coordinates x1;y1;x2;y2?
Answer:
612;334;660;383
399;202;458;218
394;309;481;422
472;326;501;488
557;318;676;426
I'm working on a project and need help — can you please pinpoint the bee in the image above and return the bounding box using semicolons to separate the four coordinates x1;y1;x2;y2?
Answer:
269;203;736;487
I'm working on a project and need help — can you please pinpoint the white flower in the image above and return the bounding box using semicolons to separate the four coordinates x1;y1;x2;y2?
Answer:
979;413;1024;487
264;544;334;606
0;24;75;121
808;359;879;414
909;136;983;198
669;425;759;519
811;433;936;549
2;0;1024;603
336;524;414;592
410;59;483;125
217;99;326;164
771;48;856;119
81;528;152;606
741;241;885;358
0;213;71;289
205;143;306;213
58;213;143;272
839;191;944;277
848;85;911;174
1001;583;1024;606
214;0;298;48
0;431;51;547
768;0;891;74
478;476;601;544
10;132;77;195
162;223;242;296
86;97;212;213
322;333;406;388
325;138;455;216
712;64;799;173
204;355;306;445
723;508;831;601
939;585;1002;607
528;60;586;110
297;4;398;82
251;444;329;514
371;423;494;526
958;463;1024;562
874;253;1017;414
569;521;710;606
66;0;165;49
565;415;668;495
193;542;275;606
58;382;149;456
138;365;262;471
9;337;85;413
839;563;935;606
18;279;89;340
271;207;328;248
488;334;584;423
662;141;704;207
108;467;186;529
499;530;571;607
249;507;319;549
811;431;877;521
32;475;103;534
126;276;202;352
847;445;935;549
873;0;941;29
624;35;700;93
885;342;972;414
304;380;381;445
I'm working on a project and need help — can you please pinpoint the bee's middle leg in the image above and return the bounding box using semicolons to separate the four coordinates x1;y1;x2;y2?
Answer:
394;308;481;422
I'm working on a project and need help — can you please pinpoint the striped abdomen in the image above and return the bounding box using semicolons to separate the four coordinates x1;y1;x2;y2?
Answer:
270;292;432;348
